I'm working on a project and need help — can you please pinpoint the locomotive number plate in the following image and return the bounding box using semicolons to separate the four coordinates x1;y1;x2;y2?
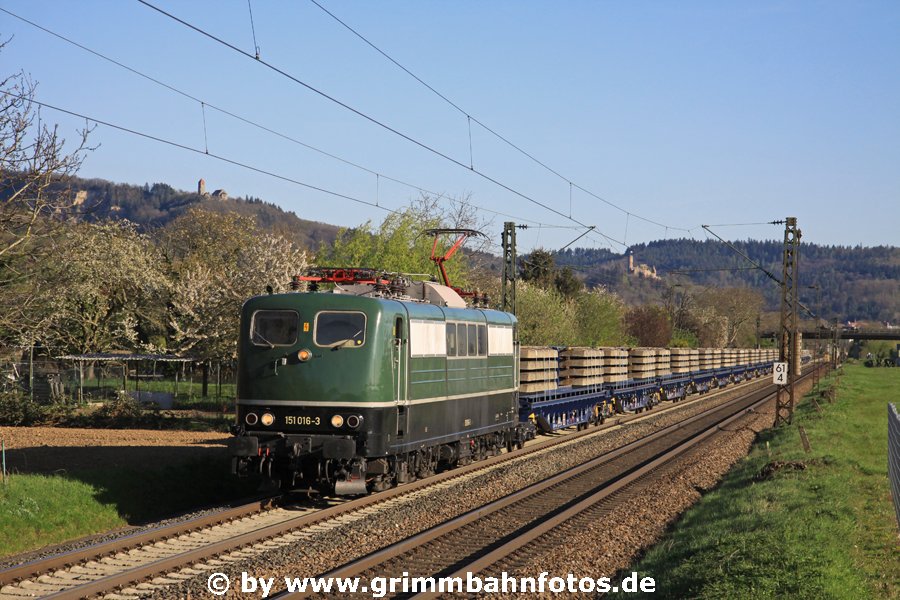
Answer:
284;415;321;426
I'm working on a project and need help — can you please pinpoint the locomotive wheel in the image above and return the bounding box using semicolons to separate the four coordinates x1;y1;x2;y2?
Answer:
369;475;391;493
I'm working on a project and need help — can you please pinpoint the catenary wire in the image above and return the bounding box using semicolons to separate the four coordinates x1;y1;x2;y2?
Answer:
0;6;580;231
702;222;781;227
307;0;693;235
701;225;781;285
0;90;399;213
702;224;818;319
6;91;596;262
135;0;624;250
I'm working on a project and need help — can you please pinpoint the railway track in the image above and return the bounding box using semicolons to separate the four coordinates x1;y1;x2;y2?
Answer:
0;370;796;600
275;366;824;599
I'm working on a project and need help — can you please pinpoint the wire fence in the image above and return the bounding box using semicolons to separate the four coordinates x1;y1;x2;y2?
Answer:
889;403;900;533
0;358;236;411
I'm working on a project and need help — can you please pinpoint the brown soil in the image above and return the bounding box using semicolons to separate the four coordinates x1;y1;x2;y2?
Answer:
0;426;231;473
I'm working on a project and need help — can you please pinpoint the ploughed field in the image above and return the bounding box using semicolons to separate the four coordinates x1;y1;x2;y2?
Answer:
0;426;230;473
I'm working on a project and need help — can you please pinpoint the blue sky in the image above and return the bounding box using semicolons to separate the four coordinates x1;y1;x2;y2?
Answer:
1;1;897;253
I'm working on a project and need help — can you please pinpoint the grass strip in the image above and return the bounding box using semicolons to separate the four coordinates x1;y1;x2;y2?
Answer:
0;456;257;557
612;365;900;599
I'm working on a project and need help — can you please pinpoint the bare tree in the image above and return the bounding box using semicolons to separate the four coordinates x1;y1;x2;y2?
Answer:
0;49;94;346
0;60;93;265
625;304;673;347
695;287;763;347
662;283;694;332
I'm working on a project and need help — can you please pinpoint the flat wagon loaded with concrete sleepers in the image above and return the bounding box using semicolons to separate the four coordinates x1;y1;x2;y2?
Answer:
518;345;786;432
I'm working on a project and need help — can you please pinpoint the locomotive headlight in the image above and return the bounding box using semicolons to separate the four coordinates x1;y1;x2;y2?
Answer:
330;414;344;428
346;414;363;429
297;348;312;362
260;412;275;426
245;412;259;426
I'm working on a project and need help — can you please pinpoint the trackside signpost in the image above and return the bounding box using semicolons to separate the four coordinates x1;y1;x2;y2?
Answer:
773;362;788;385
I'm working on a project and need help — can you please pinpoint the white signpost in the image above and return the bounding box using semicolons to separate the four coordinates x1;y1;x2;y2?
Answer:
773;362;788;385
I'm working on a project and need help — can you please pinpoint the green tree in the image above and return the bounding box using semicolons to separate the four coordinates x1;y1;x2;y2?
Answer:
521;249;555;289
522;250;585;298
515;282;577;346
573;287;628;346
555;266;584;298
319;196;484;288
670;328;700;348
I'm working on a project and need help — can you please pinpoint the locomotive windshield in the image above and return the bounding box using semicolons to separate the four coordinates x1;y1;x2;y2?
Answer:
250;310;300;347
315;311;367;348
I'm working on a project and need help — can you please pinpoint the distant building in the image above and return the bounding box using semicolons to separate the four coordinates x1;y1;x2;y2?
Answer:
626;251;659;280
198;178;227;200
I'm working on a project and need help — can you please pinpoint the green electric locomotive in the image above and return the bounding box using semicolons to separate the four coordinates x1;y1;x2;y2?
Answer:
228;269;527;494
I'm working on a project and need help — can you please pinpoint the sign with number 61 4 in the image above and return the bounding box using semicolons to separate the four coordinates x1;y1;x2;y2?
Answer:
773;362;788;385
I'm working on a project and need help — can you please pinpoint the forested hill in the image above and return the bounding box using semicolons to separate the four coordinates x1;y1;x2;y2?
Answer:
553;239;899;323
23;175;897;322
55;175;341;251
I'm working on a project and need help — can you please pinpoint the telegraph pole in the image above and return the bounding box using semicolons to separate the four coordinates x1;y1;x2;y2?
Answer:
775;217;801;427
501;222;517;315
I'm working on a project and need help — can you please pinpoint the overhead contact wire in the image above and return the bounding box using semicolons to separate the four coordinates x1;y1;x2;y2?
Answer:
247;0;261;59
307;0;693;236
136;0;621;247
0;6;567;230
0;90;398;214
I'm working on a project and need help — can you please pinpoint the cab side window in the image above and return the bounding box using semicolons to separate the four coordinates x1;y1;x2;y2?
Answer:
477;325;487;356
457;323;468;357
446;323;457;356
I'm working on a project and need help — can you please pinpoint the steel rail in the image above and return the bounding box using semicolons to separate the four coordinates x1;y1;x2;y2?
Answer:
0;496;279;586
275;366;824;599
2;369;788;599
411;371;822;599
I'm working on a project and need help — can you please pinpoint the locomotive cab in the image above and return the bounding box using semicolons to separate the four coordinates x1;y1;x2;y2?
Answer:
228;276;522;495
231;291;404;493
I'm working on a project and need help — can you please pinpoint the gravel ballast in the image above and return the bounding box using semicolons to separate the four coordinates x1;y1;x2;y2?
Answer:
150;377;790;600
